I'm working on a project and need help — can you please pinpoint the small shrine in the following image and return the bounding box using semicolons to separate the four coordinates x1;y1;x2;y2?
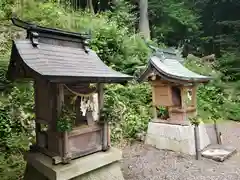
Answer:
7;18;131;180
138;46;217;155
138;47;211;125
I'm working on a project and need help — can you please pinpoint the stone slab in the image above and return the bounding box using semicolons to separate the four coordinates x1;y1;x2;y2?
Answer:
24;148;124;180
201;145;237;162
73;161;124;180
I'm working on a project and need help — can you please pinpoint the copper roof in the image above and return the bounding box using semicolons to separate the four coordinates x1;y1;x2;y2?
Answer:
138;47;211;84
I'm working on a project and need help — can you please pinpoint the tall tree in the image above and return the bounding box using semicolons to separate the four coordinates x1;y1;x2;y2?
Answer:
86;0;94;13
139;0;150;39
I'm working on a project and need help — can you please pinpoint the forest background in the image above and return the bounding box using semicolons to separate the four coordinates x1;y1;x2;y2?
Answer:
0;0;239;179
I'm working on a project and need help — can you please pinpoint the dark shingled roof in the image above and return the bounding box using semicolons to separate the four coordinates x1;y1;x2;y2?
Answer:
7;18;132;83
138;47;211;84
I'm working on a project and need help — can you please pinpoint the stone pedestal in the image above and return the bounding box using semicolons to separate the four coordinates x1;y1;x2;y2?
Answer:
145;121;217;155
23;148;124;180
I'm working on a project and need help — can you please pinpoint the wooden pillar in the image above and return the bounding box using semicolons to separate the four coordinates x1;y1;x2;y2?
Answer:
180;87;188;123
180;87;186;110
58;84;70;163
33;80;40;146
151;85;157;119
98;83;109;150
192;85;197;108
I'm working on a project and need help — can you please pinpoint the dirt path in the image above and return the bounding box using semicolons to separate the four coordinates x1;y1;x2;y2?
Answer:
121;121;240;180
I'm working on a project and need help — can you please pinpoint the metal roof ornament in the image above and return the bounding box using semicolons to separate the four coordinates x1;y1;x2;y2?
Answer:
30;31;39;47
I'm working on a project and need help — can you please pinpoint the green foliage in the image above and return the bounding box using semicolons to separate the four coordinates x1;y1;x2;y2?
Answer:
157;106;168;119
56;105;75;132
102;82;151;141
0;152;25;180
0;86;34;137
149;0;200;45
189;115;201;126
0;0;239;178
217;51;240;81
185;55;240;122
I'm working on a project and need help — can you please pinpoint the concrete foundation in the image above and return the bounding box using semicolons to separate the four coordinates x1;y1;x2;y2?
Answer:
145;122;218;155
23;148;124;180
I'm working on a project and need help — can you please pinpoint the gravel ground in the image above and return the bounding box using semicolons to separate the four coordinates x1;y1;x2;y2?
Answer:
121;121;240;180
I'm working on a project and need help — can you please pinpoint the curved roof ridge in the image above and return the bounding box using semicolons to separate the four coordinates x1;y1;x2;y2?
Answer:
7;39;132;83
138;55;211;84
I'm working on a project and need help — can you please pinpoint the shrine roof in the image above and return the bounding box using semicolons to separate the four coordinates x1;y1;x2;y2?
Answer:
7;18;132;83
138;47;211;84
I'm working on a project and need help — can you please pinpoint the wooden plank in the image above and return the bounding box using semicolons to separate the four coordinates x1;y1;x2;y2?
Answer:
154;95;171;106
154;86;169;96
69;125;101;137
69;130;102;158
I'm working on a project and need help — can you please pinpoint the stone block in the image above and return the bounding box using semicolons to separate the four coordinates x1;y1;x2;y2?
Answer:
199;124;211;150
155;136;168;150
145;121;214;155
24;148;124;180
73;162;124;180
168;139;181;152
145;134;157;148
201;144;237;162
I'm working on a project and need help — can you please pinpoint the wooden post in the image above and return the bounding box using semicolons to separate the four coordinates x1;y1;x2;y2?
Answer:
151;85;158;119
192;86;197;108
180;87;186;110
98;83;109;150
62;131;70;164
180;87;188;123
33;80;40;146
58;84;70;163
194;124;200;160
50;83;58;131
214;119;221;145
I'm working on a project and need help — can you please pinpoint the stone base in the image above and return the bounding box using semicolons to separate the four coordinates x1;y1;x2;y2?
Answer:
23;148;124;180
201;144;237;162
145;122;217;155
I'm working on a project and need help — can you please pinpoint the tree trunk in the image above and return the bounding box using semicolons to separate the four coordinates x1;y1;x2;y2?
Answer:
86;0;94;13
139;0;150;40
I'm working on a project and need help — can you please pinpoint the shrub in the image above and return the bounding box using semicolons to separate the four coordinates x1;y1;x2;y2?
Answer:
185;54;240;122
103;82;152;142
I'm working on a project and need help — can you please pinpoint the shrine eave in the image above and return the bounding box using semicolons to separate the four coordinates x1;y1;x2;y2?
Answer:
138;56;212;84
7;40;132;83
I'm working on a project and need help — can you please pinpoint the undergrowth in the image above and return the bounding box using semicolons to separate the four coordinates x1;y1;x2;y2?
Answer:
0;0;239;179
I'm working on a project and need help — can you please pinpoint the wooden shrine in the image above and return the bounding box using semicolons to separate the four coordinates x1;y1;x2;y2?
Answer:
7;18;132;164
139;48;211;125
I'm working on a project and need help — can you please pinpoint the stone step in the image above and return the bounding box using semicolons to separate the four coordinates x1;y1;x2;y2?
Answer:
201;144;237;162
